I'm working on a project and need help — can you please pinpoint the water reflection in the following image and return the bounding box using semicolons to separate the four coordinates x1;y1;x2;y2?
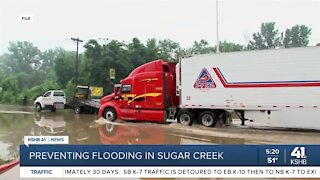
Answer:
34;113;66;134
0;112;32;161
0;106;250;162
0;109;101;161
3;104;312;166
96;121;247;145
0;105;248;164
98;123;181;145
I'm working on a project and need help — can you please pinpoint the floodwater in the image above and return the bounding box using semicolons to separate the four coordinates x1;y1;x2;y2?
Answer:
1;104;320;161
0;104;320;180
0;105;244;161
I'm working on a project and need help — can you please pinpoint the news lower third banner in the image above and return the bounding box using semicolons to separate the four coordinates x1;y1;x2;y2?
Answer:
20;145;320;178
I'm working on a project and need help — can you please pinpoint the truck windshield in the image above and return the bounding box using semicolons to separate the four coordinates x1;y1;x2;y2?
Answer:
43;92;51;97
121;85;131;94
76;88;89;95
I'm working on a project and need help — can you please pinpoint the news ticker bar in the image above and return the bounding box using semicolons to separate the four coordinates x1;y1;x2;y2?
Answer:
20;145;320;166
20;166;320;178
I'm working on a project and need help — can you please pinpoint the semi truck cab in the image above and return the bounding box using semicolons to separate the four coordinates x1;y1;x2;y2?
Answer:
98;60;179;122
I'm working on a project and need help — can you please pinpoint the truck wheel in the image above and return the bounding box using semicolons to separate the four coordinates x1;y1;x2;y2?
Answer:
103;108;117;122
223;111;232;125
74;106;82;114
200;111;217;127
35;103;42;112
177;110;193;126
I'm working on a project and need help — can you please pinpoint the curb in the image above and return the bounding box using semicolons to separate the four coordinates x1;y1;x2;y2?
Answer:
0;159;20;174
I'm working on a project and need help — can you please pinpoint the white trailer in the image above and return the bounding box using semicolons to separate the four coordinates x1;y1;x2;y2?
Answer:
176;47;320;130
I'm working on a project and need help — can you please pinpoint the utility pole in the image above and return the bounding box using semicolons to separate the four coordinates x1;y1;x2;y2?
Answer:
71;37;83;85
216;0;220;53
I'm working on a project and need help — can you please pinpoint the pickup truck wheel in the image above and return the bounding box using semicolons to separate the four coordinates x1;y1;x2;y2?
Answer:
200;111;217;127
177;110;193;126
35;103;42;112
103;108;117;122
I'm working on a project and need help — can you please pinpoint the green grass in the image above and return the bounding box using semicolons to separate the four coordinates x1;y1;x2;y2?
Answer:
0;159;11;166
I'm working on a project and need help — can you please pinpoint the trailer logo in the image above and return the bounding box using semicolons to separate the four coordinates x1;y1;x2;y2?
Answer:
194;68;216;88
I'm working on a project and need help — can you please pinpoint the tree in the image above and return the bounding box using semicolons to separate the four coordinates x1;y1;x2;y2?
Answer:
0;77;18;103
192;40;214;54
128;38;148;67
40;48;64;72
158;39;180;61
15;72;35;90
54;51;76;88
0;69;4;82
0;54;11;74
6;41;41;73
83;39;132;92
146;38;160;61
180;47;193;58
283;25;312;48
218;41;244;52
248;22;281;50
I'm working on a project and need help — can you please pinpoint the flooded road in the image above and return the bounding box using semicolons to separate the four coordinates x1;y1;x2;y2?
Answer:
0;104;320;180
1;104;320;162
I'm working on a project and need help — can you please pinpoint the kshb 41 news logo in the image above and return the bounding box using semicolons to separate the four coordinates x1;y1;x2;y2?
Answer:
290;147;307;165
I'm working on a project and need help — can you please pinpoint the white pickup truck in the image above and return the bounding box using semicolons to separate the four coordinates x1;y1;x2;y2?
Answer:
34;90;66;112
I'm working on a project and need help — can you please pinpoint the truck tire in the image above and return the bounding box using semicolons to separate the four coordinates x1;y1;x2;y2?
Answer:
200;111;218;127
223;111;232;125
103;108;117;122
177;110;193;126
35;103;42;112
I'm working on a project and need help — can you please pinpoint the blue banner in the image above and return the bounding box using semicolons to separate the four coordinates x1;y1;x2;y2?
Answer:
20;145;320;166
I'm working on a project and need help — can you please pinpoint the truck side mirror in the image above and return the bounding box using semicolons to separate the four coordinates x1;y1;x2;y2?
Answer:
113;87;118;95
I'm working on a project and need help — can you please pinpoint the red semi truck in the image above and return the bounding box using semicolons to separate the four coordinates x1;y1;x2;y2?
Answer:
98;47;320;130
98;60;179;123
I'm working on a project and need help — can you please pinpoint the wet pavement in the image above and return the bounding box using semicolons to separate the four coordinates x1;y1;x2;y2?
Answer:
0;104;320;179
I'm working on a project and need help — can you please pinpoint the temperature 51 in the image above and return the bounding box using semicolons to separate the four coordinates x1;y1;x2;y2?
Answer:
267;157;279;164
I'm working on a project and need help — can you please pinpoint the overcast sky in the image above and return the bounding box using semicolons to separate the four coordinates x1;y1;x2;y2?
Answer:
0;0;319;54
